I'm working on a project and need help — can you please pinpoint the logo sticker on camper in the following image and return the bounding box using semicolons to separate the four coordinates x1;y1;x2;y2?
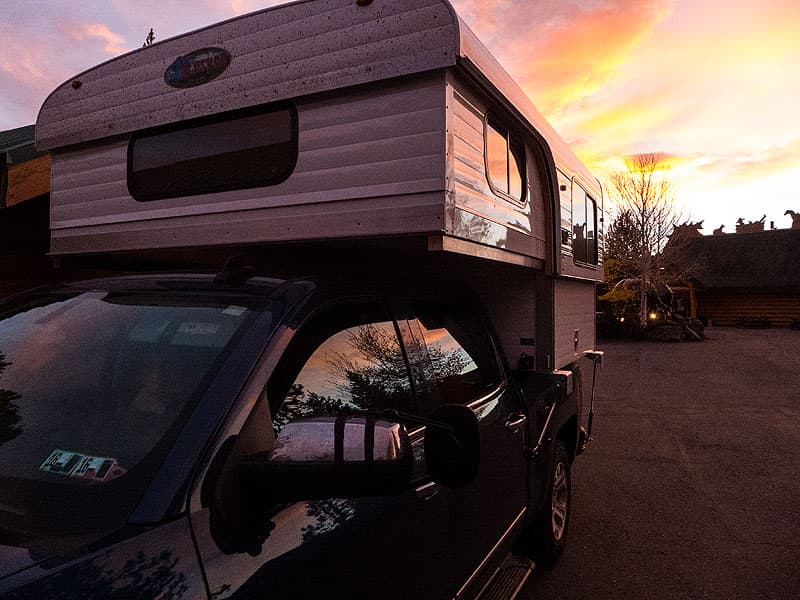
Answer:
165;47;232;88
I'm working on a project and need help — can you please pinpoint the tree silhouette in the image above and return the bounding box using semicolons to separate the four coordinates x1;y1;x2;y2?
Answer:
327;323;411;409
14;549;188;599
275;323;472;431
273;384;343;432
0;351;22;446
599;210;641;309
301;498;356;543
142;28;155;47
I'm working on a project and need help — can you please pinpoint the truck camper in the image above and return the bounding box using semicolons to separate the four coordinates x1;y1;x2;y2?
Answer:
0;1;603;598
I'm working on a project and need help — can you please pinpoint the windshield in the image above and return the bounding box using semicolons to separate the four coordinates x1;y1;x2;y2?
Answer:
0;284;264;548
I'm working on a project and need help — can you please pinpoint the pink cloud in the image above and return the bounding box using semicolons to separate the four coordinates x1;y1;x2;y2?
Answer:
68;23;128;56
453;0;672;114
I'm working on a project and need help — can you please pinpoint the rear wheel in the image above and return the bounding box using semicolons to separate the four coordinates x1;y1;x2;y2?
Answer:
525;440;571;566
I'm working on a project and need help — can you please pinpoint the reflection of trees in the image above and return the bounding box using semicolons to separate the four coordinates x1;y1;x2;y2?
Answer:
16;549;188;599
454;213;492;244
268;323;470;547
0;351;22;446
276;323;470;431
301;498;356;543
408;331;470;385
273;383;343;431
328;324;411;411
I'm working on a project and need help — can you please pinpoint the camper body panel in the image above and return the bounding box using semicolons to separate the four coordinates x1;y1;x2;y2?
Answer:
446;77;547;261
48;75;448;254
36;0;604;376
553;277;598;369
38;0;602;281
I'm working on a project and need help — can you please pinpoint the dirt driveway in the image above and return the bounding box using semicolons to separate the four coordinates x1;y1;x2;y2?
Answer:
522;327;800;600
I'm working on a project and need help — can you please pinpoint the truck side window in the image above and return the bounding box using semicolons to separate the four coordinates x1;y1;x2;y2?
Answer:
403;301;502;410
268;305;414;433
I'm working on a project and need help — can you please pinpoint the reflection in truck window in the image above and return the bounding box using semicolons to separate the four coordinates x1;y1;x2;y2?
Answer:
271;308;414;434
404;302;502;409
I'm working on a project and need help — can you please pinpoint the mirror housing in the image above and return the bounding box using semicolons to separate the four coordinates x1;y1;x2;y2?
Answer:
425;404;480;488
240;415;413;503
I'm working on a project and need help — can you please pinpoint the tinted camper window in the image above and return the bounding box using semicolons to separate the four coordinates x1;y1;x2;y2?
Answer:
128;105;297;201
558;171;572;248
572;183;598;265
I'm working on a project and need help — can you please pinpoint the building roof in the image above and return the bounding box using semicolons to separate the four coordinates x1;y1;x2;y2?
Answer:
686;229;800;289
0;125;38;164
1;125;49;209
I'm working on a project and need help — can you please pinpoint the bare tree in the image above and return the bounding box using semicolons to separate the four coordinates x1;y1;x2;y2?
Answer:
607;153;685;327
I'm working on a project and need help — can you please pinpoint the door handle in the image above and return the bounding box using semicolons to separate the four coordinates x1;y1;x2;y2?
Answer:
505;413;527;431
415;480;440;500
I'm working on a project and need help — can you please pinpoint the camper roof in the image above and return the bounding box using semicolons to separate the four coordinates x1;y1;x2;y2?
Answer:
36;0;595;186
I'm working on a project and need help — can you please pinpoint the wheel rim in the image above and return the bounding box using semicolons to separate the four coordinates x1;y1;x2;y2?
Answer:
551;461;568;541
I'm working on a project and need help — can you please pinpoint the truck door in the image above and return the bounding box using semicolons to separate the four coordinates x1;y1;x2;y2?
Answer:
190;299;455;599
398;298;528;591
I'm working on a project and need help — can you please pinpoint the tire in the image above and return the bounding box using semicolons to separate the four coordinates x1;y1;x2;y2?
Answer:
525;440;571;566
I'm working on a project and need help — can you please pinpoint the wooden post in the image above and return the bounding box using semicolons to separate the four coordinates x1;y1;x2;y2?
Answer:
689;283;697;320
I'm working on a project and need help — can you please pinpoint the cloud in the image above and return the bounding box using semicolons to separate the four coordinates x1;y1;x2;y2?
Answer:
453;0;672;115
68;23;128;55
0;22;65;129
689;140;800;184
0;26;48;84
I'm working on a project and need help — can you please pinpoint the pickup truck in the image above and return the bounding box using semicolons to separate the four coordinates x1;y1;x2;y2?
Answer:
0;268;590;599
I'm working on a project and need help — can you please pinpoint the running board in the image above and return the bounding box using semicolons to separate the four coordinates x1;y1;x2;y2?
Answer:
475;554;535;600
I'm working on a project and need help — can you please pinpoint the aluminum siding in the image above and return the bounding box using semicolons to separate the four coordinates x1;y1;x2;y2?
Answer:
49;77;447;254
553;277;597;369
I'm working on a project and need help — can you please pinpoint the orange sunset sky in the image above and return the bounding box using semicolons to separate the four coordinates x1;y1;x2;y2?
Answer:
2;0;799;233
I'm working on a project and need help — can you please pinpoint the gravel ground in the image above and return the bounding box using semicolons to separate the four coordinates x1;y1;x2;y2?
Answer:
521;327;800;600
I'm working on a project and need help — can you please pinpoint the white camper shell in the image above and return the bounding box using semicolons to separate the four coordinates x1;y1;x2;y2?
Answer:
35;0;603;372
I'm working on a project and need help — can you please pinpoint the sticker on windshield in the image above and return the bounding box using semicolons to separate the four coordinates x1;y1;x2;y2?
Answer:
40;449;127;482
223;305;247;316
177;322;220;335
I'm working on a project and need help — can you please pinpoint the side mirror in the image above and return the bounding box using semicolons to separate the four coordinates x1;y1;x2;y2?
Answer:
240;415;413;503
425;404;480;488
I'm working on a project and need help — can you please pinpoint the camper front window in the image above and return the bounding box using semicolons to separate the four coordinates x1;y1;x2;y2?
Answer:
128;104;297;201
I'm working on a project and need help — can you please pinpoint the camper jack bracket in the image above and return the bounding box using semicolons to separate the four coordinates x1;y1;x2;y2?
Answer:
577;350;604;454
527;382;562;461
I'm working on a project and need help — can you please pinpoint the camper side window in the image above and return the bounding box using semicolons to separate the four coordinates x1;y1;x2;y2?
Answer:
485;119;525;202
558;171;572;248
128;104;297;201
572;183;598;266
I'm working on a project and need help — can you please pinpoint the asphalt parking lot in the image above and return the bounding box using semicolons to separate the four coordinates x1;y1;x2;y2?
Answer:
521;327;800;600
